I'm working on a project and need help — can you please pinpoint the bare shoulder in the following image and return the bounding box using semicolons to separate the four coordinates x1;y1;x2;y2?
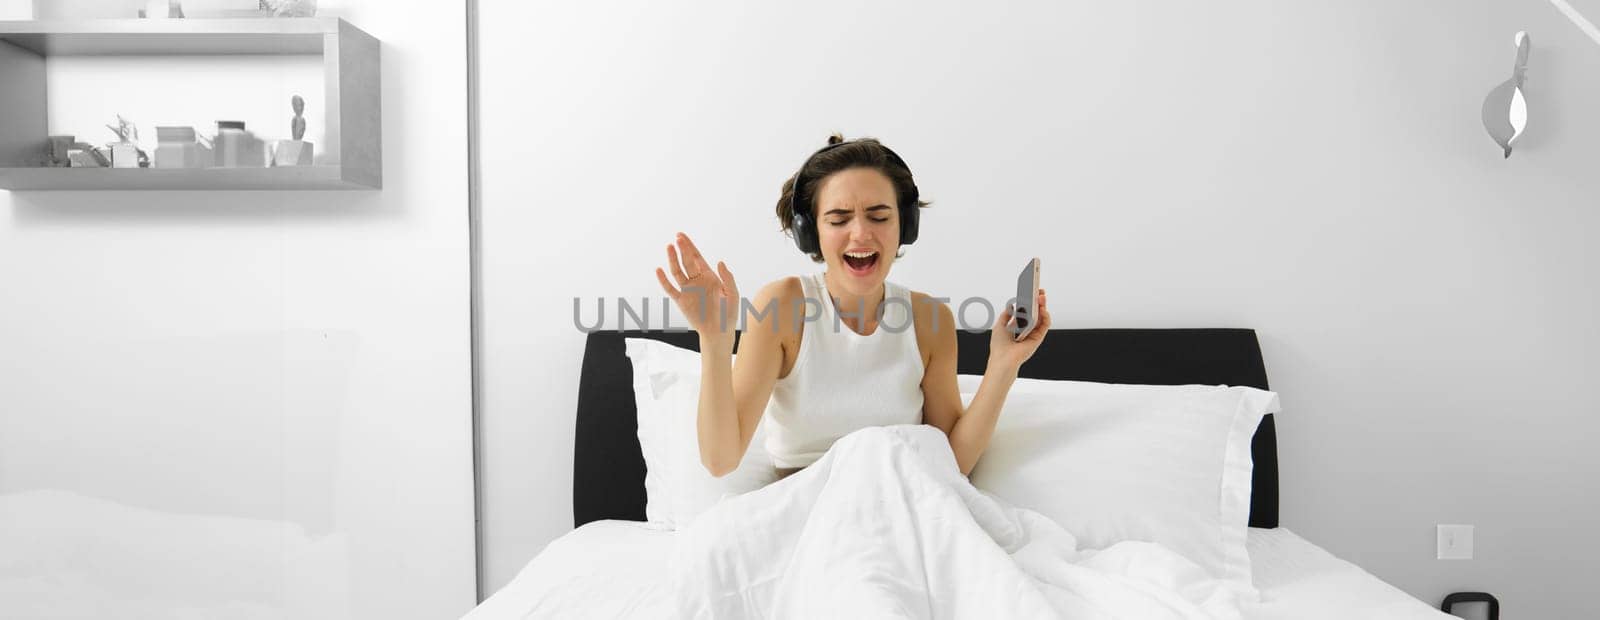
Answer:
744;277;806;340
753;276;804;302
908;290;956;370
749;277;804;318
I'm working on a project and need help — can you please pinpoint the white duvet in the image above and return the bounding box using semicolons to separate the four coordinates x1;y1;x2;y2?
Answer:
668;424;1255;619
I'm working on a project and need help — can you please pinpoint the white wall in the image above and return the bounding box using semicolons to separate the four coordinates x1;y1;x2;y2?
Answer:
0;1;475;618
478;1;1600;616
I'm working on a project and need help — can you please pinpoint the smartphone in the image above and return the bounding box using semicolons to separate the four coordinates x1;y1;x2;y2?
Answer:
1009;258;1041;341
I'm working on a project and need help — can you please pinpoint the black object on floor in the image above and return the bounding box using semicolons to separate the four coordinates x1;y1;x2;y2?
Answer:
1441;591;1499;620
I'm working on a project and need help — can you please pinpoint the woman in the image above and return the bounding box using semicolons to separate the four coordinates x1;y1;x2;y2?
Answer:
654;134;1050;479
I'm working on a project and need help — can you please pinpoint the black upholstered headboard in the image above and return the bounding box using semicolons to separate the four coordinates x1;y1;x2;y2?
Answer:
574;328;1280;529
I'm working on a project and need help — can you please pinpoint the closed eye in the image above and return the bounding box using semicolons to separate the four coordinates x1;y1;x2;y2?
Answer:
828;217;891;226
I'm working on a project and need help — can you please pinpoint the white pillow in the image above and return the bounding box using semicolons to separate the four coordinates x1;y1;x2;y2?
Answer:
961;374;1278;585
625;338;778;528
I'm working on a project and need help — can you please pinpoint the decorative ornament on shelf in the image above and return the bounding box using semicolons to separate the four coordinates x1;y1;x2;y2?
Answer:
293;95;306;140
45;136;75;168
140;0;184;18
213;120;266;168
1481;31;1531;159
272;95;315;166
67;140;111;168
262;0;316;17
105;115;151;168
30;0;139;20
154;126;209;169
168;0;262;18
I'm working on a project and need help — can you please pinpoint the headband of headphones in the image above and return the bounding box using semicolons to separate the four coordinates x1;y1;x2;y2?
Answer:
788;139;921;256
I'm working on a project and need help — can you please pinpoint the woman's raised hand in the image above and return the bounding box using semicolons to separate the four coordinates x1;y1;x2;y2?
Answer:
655;232;740;341
988;288;1051;372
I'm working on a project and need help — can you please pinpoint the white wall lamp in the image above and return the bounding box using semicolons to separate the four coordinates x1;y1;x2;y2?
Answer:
1481;31;1531;159
1487;1;1600;159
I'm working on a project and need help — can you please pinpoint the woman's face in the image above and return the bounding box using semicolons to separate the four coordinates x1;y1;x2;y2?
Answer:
812;167;900;297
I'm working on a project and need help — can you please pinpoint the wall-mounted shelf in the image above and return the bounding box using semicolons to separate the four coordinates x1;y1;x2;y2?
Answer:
0;18;381;191
0;166;357;191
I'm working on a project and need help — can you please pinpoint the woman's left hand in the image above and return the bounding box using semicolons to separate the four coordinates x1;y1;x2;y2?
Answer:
988;289;1050;373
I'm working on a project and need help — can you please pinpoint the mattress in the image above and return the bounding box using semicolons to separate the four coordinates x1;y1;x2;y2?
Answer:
465;522;1452;619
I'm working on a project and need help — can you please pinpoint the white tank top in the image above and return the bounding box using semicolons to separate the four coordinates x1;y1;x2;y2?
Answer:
763;271;926;469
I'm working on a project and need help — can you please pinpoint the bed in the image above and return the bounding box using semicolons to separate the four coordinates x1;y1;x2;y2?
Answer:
466;328;1450;619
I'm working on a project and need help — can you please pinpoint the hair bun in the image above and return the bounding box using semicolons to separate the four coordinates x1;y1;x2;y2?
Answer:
826;133;845;146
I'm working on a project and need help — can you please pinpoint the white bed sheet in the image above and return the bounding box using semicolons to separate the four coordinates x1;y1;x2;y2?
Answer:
1241;528;1451;620
466;522;1451;620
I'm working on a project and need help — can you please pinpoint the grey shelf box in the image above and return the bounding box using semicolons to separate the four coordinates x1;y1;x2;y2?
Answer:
0;18;380;191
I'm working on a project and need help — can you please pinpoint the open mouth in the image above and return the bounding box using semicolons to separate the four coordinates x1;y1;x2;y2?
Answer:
842;250;879;276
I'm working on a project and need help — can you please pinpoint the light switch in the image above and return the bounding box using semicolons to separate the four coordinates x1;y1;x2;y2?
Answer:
1437;524;1474;560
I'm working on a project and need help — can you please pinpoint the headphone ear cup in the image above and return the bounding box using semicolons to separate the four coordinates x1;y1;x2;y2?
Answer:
791;211;819;255
899;201;919;246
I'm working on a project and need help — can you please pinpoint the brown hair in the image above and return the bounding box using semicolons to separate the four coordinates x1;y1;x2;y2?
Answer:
775;133;930;263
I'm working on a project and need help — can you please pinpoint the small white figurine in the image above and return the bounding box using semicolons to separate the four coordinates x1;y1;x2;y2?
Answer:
272;95;315;166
